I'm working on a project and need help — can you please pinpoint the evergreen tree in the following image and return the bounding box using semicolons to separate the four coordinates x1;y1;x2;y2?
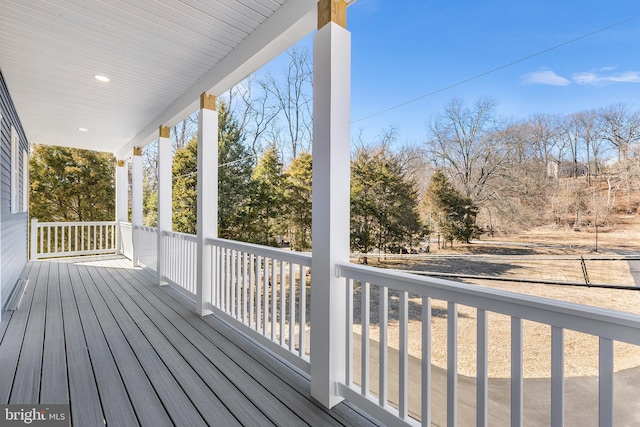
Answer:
30;145;115;221
172;100;254;236
142;142;159;227
248;145;286;246
217;102;255;240
284;152;312;251
172;137;198;234
143;181;158;227
351;147;427;254
425;170;479;243
350;149;377;253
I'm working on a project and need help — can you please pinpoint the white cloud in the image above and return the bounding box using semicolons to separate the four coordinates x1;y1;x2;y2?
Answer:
573;69;640;86
572;72;601;85
521;66;640;87
610;71;640;82
521;69;571;86
598;65;617;72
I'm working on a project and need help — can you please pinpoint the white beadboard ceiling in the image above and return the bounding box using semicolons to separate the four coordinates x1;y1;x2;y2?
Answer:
0;0;316;157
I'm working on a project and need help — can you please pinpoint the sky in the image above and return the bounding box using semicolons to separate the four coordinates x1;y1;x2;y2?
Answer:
272;0;640;146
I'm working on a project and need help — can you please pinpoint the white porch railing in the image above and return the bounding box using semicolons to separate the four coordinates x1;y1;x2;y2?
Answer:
30;219;117;260
161;230;197;298
205;237;312;373
336;262;640;427
118;222;133;259
135;225;158;272
30;220;640;426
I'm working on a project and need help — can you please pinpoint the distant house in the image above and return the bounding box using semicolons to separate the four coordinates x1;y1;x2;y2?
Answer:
0;70;29;314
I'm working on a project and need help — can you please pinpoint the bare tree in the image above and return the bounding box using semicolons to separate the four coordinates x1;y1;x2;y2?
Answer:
574;110;604;184
427;97;506;203
598;104;640;212
396;141;430;194
562;115;581;179
227;75;279;157
599;103;640;161
141;113;197;193
264;47;313;163
171;114;198;152
528;113;563;178
478;121;548;230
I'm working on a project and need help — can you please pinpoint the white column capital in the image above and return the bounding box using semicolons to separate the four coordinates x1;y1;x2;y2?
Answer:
200;92;217;111
317;0;348;29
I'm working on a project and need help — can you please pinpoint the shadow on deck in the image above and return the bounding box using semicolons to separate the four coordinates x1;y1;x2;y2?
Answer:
0;255;381;426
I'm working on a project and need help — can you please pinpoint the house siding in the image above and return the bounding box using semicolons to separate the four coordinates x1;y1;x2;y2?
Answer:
0;69;29;312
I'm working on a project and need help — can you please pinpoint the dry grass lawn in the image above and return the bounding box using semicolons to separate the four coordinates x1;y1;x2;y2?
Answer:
356;222;640;378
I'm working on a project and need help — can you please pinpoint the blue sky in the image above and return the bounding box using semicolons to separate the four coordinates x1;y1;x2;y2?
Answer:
339;0;640;144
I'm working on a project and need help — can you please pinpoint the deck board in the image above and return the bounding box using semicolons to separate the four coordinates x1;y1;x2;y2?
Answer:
73;262;176;427
10;260;48;403
103;264;292;426
66;263;140;426
79;267;205;425
40;261;69;404
0;312;11;343
117;259;379;427
0;261;40;403
88;266;247;426
0;256;382;427
58;260;106;427
118;266;350;426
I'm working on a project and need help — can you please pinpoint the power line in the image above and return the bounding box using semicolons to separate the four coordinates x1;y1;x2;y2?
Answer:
352;13;640;124
171;154;257;181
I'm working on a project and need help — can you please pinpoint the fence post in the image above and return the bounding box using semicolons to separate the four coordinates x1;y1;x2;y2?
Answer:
30;218;38;261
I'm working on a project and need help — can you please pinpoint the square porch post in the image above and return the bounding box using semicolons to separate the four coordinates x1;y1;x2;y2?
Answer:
310;0;350;409
131;147;143;267
157;126;173;285
196;93;218;316
115;159;128;255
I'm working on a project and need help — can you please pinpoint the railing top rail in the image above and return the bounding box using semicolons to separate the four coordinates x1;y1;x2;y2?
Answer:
338;261;640;346
35;220;117;227
207;237;312;266
162;230;198;242
133;225;159;233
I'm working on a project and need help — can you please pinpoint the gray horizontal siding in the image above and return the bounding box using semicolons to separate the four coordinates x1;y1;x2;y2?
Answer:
1;213;27;308
1;69;29;311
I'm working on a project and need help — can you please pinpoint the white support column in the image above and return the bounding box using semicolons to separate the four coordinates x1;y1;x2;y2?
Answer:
157;126;173;286
310;0;350;409
196;93;218;316
131;147;143;267
115;159;128;255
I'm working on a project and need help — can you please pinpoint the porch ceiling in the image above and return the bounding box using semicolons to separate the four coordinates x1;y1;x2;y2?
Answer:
0;0;316;157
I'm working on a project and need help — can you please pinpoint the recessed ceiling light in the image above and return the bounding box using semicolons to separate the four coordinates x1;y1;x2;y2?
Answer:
78;127;89;132
94;75;110;82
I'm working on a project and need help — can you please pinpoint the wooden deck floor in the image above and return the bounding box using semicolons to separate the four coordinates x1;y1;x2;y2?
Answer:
0;255;381;427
